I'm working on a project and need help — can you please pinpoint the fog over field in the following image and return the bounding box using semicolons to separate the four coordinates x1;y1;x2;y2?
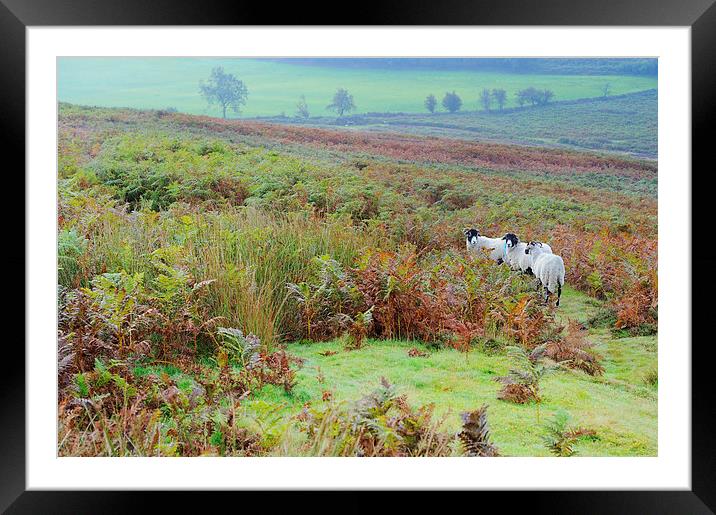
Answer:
58;57;657;117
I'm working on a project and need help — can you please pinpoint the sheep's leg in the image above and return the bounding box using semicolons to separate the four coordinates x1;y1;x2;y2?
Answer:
556;284;562;307
544;287;550;304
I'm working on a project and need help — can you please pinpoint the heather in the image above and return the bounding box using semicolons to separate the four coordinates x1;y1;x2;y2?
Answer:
57;103;657;457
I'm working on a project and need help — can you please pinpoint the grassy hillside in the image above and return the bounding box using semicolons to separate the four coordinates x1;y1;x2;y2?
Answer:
57;105;657;457
57;57;657;117
265;90;658;158
74;286;657;457
122;287;656;457
59;103;658;196
277;288;656;456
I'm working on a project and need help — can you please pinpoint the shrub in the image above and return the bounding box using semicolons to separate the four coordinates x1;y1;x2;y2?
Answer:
298;377;452;456
541;410;596;456
407;347;429;358
58;228;88;287
643;367;658;386
241;350;299;394
545;320;604;376
286;255;359;340
58;358;264;457
60;267;216;362
216;327;261;368
614;280;658;333
336;306;374;350
353;248;465;343
496;345;558;404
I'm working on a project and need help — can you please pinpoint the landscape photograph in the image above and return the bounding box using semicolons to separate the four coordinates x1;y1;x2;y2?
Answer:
56;57;658;458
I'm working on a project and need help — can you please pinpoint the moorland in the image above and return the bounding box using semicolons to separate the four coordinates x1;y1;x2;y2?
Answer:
57;61;657;457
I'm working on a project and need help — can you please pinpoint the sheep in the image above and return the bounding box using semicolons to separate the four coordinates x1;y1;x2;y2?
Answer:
525;241;565;307
503;234;553;275
502;233;529;273
527;240;553;255
464;228;509;264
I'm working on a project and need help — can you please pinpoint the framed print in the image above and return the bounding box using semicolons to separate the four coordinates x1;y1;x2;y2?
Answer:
4;0;715;511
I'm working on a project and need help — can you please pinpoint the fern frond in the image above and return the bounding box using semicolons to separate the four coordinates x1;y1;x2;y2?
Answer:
458;405;500;457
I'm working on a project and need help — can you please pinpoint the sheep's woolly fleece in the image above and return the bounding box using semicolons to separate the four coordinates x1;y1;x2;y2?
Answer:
528;242;565;304
464;228;508;263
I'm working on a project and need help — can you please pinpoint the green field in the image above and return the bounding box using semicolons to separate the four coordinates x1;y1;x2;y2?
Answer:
132;287;657;457
57;57;657;118
273;288;657;456
275;90;657;159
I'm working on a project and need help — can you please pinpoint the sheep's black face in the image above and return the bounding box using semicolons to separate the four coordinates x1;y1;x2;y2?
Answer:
464;228;479;246
464;228;481;252
502;233;519;249
525;241;542;255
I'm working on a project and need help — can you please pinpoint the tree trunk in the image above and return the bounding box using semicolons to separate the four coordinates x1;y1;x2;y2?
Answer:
222;105;227;119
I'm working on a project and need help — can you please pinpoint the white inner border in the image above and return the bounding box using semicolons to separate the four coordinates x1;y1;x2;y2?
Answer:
27;27;690;490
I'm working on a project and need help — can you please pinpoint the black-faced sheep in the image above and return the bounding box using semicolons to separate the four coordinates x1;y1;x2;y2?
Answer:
464;228;509;264
525;241;565;307
527;240;553;255
502;233;530;274
503;234;554;275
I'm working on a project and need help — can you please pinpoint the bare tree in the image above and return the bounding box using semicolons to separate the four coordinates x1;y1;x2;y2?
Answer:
516;87;554;107
480;88;492;111
199;66;248;119
541;89;555;104
601;83;612;97
326;88;355;117
296;95;310;119
492;89;507;110
442;91;463;113
424;94;437;113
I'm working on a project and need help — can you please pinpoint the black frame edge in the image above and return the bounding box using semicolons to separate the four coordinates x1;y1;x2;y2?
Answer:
6;0;716;512
692;0;716;511
1;0;716;26
0;0;26;513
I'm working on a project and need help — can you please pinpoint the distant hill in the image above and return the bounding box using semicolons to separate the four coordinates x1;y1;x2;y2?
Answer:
258;90;657;159
263;58;658;77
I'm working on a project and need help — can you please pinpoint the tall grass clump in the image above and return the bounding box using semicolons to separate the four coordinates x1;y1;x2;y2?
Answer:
182;208;374;345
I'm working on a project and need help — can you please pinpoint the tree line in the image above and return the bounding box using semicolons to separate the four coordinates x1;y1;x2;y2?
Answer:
199;65;564;120
426;87;555;114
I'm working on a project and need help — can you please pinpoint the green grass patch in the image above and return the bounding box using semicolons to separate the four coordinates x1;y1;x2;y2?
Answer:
247;288;657;456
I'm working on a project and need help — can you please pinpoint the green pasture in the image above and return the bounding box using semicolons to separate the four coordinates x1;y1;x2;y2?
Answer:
253;287;657;456
57;57;657;117
287;90;658;159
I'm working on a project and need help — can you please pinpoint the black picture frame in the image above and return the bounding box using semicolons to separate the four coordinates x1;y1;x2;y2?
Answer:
4;0;715;512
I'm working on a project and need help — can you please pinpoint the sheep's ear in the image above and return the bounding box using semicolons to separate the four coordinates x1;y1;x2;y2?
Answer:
501;235;506;240
463;228;469;237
